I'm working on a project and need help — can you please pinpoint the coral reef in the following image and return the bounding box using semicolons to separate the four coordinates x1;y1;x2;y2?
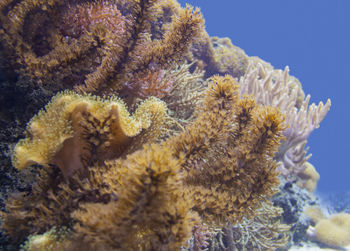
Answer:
2;75;286;250
209;37;249;77
2;92;168;243
0;0;332;250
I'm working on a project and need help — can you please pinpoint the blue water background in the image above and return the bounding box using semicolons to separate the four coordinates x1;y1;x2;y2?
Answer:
179;0;350;195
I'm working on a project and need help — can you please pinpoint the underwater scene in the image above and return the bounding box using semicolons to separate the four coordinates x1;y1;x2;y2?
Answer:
0;0;349;250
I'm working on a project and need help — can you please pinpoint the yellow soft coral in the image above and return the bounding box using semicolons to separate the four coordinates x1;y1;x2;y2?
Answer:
12;91;167;177
307;213;350;248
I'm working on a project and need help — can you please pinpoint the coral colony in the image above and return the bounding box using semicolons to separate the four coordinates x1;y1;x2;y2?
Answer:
0;0;332;250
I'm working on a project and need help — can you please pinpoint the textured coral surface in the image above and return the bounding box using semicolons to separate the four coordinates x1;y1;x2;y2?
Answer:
0;0;331;250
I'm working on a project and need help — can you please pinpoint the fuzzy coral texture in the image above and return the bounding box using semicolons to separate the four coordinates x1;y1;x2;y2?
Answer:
0;0;330;250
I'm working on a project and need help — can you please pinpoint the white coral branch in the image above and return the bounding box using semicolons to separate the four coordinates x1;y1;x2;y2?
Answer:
239;60;331;177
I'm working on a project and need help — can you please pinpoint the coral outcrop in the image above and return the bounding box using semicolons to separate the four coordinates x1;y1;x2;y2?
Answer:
2;75;286;250
0;0;332;250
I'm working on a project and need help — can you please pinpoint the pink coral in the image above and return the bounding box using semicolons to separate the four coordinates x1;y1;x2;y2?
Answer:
60;1;128;38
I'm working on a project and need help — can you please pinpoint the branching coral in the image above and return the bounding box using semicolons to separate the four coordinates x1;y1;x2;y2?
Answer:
169;75;286;225
207;201;290;251
239;60;331;177
0;0;204;96
189;34;331;181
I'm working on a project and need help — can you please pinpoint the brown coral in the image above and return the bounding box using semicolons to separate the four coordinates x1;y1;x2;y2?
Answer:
2;75;286;249
9;144;198;250
69;144;198;250
169;75;286;225
12;91;167;177
0;0;204;97
188;34;249;79
2;92;167;243
0;0;332;250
